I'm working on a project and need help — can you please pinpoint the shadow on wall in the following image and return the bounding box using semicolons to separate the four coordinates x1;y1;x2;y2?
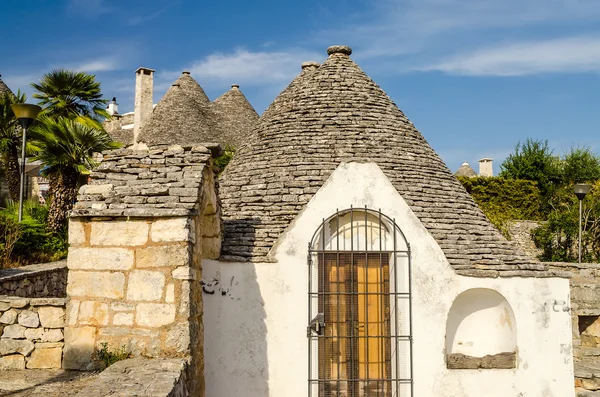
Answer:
203;219;269;396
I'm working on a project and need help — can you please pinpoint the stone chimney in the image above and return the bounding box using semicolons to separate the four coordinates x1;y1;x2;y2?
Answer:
106;97;118;116
133;67;155;144
479;158;493;177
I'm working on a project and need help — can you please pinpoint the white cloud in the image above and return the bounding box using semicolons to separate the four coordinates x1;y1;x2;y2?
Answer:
74;58;119;73
157;48;322;89
420;36;600;76
126;6;170;26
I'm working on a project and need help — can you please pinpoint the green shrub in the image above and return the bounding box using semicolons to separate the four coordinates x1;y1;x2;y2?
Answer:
97;342;131;368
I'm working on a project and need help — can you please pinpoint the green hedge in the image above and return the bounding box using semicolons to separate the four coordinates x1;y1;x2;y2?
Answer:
458;176;542;237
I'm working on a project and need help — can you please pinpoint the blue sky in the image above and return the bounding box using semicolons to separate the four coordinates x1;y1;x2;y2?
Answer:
1;0;599;174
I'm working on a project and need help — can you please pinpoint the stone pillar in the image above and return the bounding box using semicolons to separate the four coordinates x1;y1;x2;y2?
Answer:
478;158;493;177
64;216;205;396
133;67;155;144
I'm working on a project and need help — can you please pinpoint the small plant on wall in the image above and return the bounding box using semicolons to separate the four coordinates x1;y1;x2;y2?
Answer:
97;342;131;368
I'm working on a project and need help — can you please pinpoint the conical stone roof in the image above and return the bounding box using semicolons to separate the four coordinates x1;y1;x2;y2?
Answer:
455;162;477;178
0;75;14;97
219;45;548;277
137;72;216;146
211;84;259;149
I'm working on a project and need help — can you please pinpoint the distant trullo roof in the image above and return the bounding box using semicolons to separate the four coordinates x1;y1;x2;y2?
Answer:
455;162;477;178
211;84;259;149
219;45;548;277
0;75;14;97
137;72;216;146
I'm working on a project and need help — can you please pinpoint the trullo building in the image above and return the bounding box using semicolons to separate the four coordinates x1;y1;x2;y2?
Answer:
67;45;574;397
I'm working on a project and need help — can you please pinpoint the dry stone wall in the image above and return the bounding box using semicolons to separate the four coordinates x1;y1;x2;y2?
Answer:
0;296;65;370
65;217;198;370
0;261;67;298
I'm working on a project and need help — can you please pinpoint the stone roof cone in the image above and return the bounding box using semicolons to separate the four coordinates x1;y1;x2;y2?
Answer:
211;84;259;149
137;72;216;146
219;45;543;276
0;75;14;97
455;162;477;178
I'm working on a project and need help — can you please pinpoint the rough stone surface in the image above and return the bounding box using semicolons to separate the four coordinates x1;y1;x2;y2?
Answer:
0;261;67;298
71;145;216;218
63;326;96;370
0;354;25;370
17;310;40;328
0;309;17;324
136;303;176;328
3;324;26;339
136;244;190;268
218;46;547;276
68;219;87;245
0;339;35;356
211;84;259;149
26;347;62;369
38;306;66;328
151;218;190;242
446;352;516;369
0;369;99;396
113;312;134;326
127;271;165;301
68;271;125;299
78;301;109;326
90;221;149;246
68;247;134;271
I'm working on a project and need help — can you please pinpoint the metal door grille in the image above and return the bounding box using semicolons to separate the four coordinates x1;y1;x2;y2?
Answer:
308;208;413;397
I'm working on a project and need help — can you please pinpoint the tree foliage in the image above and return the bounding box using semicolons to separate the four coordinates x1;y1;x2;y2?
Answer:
0;90;26;202
499;138;561;199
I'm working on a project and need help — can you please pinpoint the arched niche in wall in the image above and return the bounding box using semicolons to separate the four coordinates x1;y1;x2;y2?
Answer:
446;288;517;369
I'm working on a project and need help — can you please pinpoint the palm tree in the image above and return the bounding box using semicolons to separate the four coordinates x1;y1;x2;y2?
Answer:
0;90;26;201
31;69;110;128
29;116;120;231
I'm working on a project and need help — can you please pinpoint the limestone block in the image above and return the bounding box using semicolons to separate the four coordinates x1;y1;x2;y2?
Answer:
0;302;10;311
35;342;64;348
68;271;125;299
69;219;86;245
179;281;190;315
0;309;17;324
8;299;28;309
2;324;26;339
0;338;34;355
24;328;44;341
136;244;190;268
78;301;109;326
26;346;62;369
79;184;113;196
17;310;40;328
172;266;199;280
0;354;25;370
202;236;221;260
38;306;65;328
165;283;175;303
111;302;134;312
90;221;149;246
127;271;165;301
67;300;80;326
42;329;64;343
136;303;176;328
63;326;96;370
113;312;134;326
165;323;190;354
98;327;159;337
68;247;134;271
151;218;190;242
30;298;66;306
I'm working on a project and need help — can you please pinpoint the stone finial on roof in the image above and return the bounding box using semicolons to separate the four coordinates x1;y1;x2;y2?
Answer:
327;45;352;56
301;61;320;71
231;84;239;89
219;44;547;277
455;162;477;178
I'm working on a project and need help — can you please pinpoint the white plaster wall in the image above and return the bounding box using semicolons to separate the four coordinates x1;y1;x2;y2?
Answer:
446;288;517;356
203;161;574;397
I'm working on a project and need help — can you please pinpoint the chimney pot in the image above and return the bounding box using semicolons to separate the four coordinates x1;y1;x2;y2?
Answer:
478;158;494;177
133;67;155;144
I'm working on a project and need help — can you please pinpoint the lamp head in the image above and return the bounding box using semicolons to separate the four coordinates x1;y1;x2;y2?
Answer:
574;183;591;200
10;104;42;129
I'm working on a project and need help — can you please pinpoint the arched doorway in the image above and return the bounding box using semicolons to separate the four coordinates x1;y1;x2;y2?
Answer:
308;207;413;397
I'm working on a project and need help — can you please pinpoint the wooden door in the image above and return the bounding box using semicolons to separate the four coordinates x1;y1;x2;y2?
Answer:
319;253;391;397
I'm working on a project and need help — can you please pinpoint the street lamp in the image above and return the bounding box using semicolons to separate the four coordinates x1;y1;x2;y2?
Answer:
574;183;591;264
10;103;42;222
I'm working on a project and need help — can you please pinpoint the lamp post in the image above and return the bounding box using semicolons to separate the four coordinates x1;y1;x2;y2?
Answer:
10;104;42;222
574;183;591;264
